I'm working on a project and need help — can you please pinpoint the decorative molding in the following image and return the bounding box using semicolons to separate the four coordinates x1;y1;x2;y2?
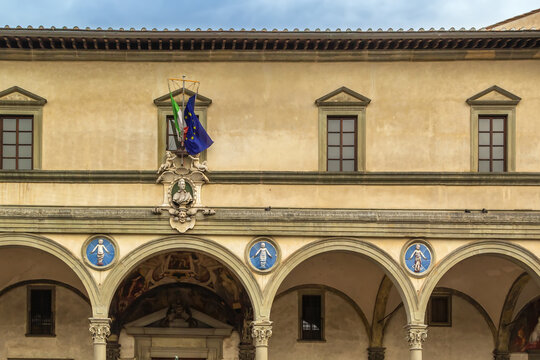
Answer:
6;170;540;185
89;317;111;344
405;324;428;350
251;320;272;347
154;151;215;233
315;86;371;107
0;86;47;106
467;85;521;106
5;207;540;238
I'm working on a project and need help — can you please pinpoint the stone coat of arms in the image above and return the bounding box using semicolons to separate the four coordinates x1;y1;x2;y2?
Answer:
154;151;215;233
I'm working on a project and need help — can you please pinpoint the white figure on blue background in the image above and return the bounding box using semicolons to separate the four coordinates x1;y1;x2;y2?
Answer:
91;239;110;266
252;242;273;269
408;244;428;273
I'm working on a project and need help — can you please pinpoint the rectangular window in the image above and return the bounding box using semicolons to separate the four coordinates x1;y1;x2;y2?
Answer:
301;294;323;340
327;116;357;172
1;115;33;170
166;115;179;151
428;294;452;326
478;115;506;173
27;287;54;336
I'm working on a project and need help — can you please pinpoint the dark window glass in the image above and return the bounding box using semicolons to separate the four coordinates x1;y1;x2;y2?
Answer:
1;115;33;170
478;116;506;173
301;295;322;340
29;288;54;335
327;116;357;172
428;295;451;326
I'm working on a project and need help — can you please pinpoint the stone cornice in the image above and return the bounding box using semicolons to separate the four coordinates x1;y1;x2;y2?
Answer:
4;170;540;186
1;49;538;62
3;206;540;238
0;28;538;62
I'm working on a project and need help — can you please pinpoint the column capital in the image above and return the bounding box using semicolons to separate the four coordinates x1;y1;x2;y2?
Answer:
250;320;273;347
405;324;428;350
89;317;111;344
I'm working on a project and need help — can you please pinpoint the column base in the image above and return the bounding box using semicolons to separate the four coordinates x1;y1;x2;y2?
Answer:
367;347;385;360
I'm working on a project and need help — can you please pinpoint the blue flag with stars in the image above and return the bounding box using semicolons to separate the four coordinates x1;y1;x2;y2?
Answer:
183;95;213;155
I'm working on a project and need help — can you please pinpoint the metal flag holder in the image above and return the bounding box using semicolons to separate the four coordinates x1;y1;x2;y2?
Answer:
167;75;200;166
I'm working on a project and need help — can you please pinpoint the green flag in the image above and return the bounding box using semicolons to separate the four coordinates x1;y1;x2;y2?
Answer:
169;92;183;141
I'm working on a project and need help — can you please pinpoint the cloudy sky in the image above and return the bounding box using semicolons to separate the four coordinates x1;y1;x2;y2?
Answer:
0;0;538;30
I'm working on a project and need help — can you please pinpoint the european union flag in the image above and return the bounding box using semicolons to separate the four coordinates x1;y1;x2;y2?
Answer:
183;95;213;155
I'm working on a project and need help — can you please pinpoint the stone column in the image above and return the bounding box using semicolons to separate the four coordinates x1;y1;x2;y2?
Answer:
492;350;510;360
251;320;273;360
89;317;111;360
367;347;386;360
405;324;427;360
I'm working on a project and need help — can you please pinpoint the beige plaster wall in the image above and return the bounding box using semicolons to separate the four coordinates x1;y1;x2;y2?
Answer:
222;330;241;360
0;247;87;294
0;285;93;360
6;182;540;211
269;290;369;359
384;296;493;360
436;255;526;328
276;252;385;322
1;59;539;171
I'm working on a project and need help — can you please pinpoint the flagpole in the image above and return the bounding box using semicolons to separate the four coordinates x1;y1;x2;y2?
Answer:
181;75;186;150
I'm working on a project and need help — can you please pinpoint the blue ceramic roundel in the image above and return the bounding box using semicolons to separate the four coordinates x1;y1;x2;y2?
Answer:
249;241;278;271
85;237;116;267
404;243;432;274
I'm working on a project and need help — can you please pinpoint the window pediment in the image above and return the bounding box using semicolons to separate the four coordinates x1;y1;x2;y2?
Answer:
466;85;521;106
154;88;212;108
315;87;371;107
0;86;47;106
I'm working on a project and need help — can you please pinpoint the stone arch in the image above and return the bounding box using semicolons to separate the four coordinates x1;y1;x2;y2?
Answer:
419;241;540;322
101;235;263;319
262;238;418;322
0;233;100;314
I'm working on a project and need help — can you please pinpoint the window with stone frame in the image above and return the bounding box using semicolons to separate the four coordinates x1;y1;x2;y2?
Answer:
478;115;507;172
154;89;211;166
1;115;34;169
0;86;46;170
327;116;358;171
467;85;520;172
427;294;452;327
315;86;370;172
27;286;55;336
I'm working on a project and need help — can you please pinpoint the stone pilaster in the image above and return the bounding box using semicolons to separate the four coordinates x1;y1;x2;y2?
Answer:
367;347;386;360
251;320;272;360
238;343;256;360
493;350;510;360
405;324;427;360
106;341;121;360
89;318;111;360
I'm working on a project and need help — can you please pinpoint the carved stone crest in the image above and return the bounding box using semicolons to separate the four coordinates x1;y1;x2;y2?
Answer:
154;151;215;233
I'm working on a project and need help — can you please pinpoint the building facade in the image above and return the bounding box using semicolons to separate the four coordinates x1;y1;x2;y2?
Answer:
1;10;540;360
